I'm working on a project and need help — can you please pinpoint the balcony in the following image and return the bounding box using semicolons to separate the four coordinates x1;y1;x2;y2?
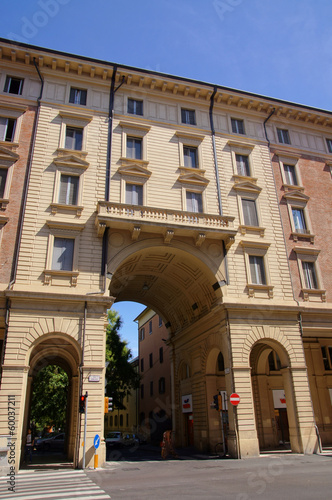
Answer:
95;201;236;247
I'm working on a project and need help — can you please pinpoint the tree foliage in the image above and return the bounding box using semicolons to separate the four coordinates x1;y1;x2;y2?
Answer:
105;309;140;410
31;365;69;431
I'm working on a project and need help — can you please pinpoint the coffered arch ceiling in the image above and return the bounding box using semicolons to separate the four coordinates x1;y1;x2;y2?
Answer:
108;244;224;333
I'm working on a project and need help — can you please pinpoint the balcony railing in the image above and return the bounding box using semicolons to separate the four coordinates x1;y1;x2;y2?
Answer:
96;201;236;243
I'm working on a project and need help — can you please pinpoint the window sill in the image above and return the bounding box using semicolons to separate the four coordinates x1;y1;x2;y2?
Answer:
282;183;304;193
44;269;79;286
56;148;88;159
302;288;326;302
292;231;314;243
120;157;149;166
0;198;9;210
51;203;83;216
239;225;265;237
247;283;274;299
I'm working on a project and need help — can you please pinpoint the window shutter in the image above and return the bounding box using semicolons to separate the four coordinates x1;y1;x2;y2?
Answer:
52;238;74;271
0;118;7;141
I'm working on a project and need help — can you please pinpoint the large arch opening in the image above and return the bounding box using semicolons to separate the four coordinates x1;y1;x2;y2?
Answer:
105;237;226;452
23;334;81;467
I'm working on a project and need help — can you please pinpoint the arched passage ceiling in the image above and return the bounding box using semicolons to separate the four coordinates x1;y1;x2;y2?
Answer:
109;245;223;333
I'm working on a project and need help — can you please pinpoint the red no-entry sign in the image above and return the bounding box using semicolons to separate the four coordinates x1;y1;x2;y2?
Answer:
230;393;240;406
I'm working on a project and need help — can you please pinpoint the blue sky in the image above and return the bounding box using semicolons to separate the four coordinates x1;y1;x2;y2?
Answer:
1;0;331;354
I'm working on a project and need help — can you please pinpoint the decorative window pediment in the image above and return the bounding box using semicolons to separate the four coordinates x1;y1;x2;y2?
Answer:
283;190;309;203
177;171;209;186
233;180;262;194
53;153;89;169
175;131;204;142
227;140;255;150
58;110;93;123
117;164;151;178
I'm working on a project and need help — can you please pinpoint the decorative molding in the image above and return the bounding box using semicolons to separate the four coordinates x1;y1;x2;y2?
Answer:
117;163;151;178
164;229;174;244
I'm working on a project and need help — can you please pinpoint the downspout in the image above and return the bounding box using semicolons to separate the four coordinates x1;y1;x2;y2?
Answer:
209;87;229;285
75;301;87;468
1;58;43;382
263;107;275;146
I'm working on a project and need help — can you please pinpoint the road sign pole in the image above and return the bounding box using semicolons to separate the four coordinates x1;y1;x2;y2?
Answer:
82;391;88;469
219;410;226;456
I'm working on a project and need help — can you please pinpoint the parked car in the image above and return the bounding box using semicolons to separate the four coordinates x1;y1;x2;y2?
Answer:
35;433;65;452
122;433;139;447
105;431;123;448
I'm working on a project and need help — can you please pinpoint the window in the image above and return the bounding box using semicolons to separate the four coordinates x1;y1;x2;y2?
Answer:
59;175;79;205
51;237;74;271
302;261;318;289
268;351;281;371
69;87;87;106
186;191;203;213
321;346;332;371
120;414;123;427
141;384;144;399
284;164;297;185
159;346;163;364
236;154;250;176
128;98;143;116
126;413;129;427
183;146;198;168
249;255;266;285
326;138;332;153
159;377;166;394
217;352;225;372
114;415;118;426
125;183;143;205
0;118;16;142
149;353;153;368
139;327;145;341
292;208;307;233
181;108;196;125
159;316;162;327
65;126;83;151
242;199;259;227
149;320;152;334
140;358;144;372
4;76;24;95
126;136;142;159
0;169;7;198
231;118;245;135
277;128;291;145
150;381;153;396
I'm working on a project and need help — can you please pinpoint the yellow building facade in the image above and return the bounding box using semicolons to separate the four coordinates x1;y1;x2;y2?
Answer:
0;38;331;470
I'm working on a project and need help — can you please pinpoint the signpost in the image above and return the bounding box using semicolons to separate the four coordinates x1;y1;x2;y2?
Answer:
93;434;100;469
230;393;240;406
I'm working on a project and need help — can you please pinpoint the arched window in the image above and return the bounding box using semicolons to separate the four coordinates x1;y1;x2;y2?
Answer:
217;352;225;372
114;415;118;427
268;351;281;371
110;415;113;427
120;414;123;427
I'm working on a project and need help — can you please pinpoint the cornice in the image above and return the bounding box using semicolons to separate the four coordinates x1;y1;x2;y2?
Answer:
1;38;332;131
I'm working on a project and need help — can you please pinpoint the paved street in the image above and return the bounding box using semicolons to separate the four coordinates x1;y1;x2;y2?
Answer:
90;448;332;500
1;449;332;499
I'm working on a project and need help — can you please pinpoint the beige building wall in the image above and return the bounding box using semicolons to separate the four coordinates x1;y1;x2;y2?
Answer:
0;39;331;473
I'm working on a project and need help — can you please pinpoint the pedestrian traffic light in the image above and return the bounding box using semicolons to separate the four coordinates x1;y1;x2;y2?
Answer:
104;396;113;413
213;394;219;411
79;394;86;414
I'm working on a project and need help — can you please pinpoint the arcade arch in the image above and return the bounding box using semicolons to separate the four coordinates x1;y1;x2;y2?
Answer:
23;334;81;464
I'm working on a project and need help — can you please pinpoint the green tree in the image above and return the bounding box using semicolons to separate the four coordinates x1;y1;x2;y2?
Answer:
105;309;140;409
30;365;69;431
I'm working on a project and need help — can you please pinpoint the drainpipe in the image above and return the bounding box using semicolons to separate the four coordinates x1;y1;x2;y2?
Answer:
263;107;275;146
209;87;230;285
75;301;87;468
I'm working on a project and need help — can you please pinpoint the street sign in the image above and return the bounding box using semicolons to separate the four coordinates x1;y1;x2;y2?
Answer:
230;393;240;406
94;434;100;449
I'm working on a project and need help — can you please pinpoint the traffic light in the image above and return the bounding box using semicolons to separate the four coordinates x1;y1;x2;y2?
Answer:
79;394;86;414
213;394;219;411
104;396;113;413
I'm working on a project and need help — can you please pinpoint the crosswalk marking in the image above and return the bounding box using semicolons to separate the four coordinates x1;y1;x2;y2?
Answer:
0;469;111;500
